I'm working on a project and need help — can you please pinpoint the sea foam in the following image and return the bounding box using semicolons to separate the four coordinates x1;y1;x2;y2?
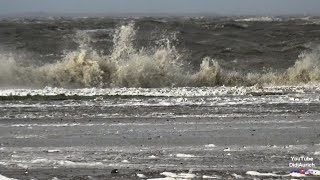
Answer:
1;22;320;88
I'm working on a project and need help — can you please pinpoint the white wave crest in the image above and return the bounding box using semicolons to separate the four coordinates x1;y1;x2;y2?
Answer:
1;22;320;88
235;16;282;22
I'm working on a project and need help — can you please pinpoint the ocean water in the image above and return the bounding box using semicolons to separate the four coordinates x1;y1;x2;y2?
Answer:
1;16;320;88
0;16;320;179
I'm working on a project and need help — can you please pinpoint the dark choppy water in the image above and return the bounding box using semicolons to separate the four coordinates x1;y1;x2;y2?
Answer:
1;16;320;88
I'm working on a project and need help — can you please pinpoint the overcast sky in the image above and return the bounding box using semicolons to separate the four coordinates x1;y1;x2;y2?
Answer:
0;0;319;15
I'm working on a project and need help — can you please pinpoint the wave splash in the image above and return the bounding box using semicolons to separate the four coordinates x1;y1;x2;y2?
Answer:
1;22;320;88
0;23;186;88
235;16;282;22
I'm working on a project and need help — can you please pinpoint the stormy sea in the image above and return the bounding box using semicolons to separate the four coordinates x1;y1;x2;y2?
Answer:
0;16;320;179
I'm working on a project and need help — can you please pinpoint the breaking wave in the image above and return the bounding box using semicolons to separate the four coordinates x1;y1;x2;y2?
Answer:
235;16;282;22
1;22;320;88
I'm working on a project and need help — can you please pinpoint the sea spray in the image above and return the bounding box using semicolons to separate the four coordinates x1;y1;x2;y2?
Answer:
106;22;187;87
1;22;320;88
285;51;320;85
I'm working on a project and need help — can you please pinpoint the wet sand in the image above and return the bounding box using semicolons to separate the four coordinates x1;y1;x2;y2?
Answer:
0;114;319;179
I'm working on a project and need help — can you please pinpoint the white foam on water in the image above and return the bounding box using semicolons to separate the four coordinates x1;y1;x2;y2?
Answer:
202;175;219;179
245;171;312;178
28;158;104;168
231;173;243;179
246;171;281;177
80;28;113;33
310;170;320;176
11;123;81;127
147;178;174;180
148;155;157;159
223;148;231;152
298;169;320;176
137;173;147;178
160;172;178;178
1;123;52;127
175;173;196;179
148;172;197;180
0;174;17;180
0;86;249;97
235;16;282;22
289;173;306;177
0;85;318;97
14;135;41;139
46;150;60;153
176;154;196;158
137;173;147;179
1;86;320;114
204;144;216;148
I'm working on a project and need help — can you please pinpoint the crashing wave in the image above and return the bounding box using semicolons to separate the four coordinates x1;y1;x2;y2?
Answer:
235;16;282;22
1;22;320;88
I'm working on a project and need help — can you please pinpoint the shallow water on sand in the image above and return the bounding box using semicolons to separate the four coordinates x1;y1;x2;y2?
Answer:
0;86;319;179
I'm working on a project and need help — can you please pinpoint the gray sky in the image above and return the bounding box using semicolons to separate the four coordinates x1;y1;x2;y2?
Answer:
0;0;319;15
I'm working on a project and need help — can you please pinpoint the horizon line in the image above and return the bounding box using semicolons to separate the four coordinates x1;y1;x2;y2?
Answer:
0;11;319;17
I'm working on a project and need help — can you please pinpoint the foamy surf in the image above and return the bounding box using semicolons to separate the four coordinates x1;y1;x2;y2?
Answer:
0;85;318;97
0;174;17;180
148;172;196;180
0;158;105;169
246;170;320;178
1;22;320;88
235;16;282;22
175;154;196;158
